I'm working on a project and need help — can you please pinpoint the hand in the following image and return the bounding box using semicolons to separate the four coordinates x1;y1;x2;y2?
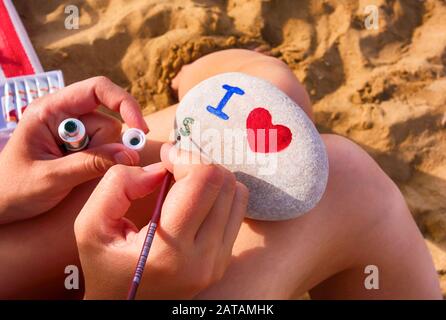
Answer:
0;76;148;224
74;144;249;299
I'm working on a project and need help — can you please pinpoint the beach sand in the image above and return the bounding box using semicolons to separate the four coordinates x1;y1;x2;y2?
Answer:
14;0;446;297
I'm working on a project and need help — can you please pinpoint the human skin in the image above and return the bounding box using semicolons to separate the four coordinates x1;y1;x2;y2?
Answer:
0;77;147;224
75;149;248;299
0;49;441;299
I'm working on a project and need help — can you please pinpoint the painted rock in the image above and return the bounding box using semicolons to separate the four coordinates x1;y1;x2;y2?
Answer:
174;72;329;221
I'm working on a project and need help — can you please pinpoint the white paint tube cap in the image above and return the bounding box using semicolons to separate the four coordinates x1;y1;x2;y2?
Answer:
122;128;146;151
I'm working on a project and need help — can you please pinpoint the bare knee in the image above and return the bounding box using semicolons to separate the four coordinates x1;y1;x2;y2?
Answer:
313;134;441;298
176;49;313;119
322;134;412;239
313;134;428;276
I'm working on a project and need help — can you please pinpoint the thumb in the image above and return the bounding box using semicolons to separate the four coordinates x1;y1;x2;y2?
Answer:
75;163;166;243
50;143;140;187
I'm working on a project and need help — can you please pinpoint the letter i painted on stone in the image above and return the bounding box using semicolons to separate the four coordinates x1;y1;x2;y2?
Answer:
207;84;245;120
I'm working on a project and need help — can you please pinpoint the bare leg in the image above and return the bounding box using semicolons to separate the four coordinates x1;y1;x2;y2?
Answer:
171;49;313;120
0;50;440;299
197;134;441;299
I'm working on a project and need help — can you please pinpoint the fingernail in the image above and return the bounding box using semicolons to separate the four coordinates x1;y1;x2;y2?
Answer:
143;162;165;173
114;151;134;166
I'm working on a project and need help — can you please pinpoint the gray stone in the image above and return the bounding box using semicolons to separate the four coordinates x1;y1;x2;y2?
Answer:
175;72;329;221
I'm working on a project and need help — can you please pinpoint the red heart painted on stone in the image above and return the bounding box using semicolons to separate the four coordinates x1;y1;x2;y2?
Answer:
246;108;292;153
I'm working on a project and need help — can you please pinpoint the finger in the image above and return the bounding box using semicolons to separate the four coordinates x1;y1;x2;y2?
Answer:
40;76;148;133
49;143;140;187
75;163;166;242
159;144;226;240
160;142;211;176
160;143;175;172
222;182;249;249
195;170;237;247
79;111;122;147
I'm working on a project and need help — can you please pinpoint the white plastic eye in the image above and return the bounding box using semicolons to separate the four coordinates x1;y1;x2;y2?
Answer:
122;128;146;151
58;118;89;151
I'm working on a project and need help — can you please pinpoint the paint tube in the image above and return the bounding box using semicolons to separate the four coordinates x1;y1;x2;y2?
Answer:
14;80;28;120
24;78;39;104
58;118;89;151
36;76;50;97
47;73;60;93
2;82;17;125
0;71;65;151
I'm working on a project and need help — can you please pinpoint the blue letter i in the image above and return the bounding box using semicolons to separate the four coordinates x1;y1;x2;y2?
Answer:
206;84;245;120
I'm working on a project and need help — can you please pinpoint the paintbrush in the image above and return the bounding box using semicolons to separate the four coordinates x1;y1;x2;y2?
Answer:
127;171;173;300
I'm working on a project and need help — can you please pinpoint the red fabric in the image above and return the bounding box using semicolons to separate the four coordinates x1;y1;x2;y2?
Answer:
246;107;292;153
0;0;34;77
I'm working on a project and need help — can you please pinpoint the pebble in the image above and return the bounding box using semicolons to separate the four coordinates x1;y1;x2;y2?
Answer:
175;72;329;220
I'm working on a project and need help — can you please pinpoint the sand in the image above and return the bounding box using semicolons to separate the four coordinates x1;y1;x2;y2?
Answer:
14;0;446;297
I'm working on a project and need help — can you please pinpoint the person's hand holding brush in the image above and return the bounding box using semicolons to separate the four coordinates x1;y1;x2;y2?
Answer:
74;144;249;299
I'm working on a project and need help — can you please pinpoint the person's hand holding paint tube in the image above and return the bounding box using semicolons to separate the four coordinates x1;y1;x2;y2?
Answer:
74;144;249;299
0;76;148;224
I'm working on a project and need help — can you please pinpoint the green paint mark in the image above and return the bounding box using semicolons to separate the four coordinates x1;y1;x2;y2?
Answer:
179;117;194;137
